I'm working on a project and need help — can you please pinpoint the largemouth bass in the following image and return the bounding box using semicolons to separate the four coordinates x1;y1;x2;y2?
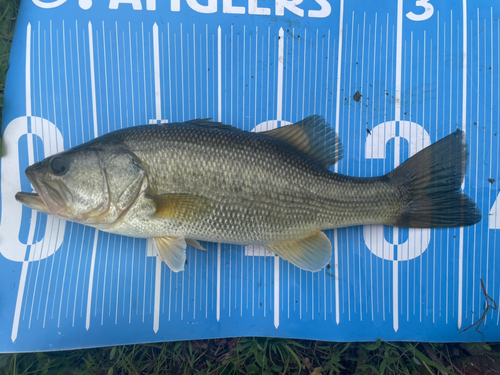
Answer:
16;116;481;272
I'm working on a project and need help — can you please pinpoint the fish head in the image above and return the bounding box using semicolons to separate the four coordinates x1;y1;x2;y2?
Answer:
16;145;147;228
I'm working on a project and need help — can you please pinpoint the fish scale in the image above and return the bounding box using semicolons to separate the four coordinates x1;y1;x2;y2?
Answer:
119;124;388;242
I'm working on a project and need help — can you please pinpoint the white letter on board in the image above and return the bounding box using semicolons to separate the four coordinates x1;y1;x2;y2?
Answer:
249;0;270;15
275;0;303;17
363;121;432;260
187;0;217;13
171;0;180;11
308;0;330;18
223;0;245;14
109;0;143;10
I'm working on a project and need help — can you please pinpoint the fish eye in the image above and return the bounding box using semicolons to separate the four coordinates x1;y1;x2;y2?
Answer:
50;156;69;176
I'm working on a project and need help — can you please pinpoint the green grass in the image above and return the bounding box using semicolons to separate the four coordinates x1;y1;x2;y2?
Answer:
1;339;499;374
0;0;18;125
1;1;499;374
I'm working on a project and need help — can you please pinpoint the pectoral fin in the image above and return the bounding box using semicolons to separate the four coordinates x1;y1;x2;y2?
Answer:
153;236;187;272
150;193;212;222
186;238;206;251
265;231;332;272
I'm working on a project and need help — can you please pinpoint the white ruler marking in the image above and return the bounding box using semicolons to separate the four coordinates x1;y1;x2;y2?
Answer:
395;0;403;122
472;11;480;325
141;23;148;122
334;0;344;326
153;23;161;120
26;23;32;116
270;26;286;329
84;21;100;331
193;24;197;118
485;8;493;323
217;242;221;321
346;13;354;322
28;23;45;331
277;28;284;121
216;26;222;322
114;23;123;128
129;23;136;123
359;13;366;322
274;257;280;328
393;261;399;331
151;22;163;332
218;26;222;121
153;257;161;333
446;13;452;324
12;262;29;342
433;12;440;325
392;0;404;333
458;0;467;330
102;22;110;133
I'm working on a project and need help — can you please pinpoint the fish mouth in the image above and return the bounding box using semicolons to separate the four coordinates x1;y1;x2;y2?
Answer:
15;192;51;214
15;168;68;216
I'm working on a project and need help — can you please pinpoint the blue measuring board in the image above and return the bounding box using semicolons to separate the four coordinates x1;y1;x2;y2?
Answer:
1;0;499;352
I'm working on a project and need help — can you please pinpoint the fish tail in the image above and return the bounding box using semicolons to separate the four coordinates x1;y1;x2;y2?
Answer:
386;130;481;228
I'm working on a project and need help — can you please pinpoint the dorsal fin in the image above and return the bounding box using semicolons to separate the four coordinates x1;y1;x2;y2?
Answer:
260;115;343;168
185;118;242;132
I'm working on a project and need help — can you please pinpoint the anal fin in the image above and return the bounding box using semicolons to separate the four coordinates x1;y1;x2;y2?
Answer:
153;236;187;272
265;231;332;272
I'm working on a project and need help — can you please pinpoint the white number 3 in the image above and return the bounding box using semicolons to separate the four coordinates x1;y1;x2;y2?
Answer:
406;0;434;21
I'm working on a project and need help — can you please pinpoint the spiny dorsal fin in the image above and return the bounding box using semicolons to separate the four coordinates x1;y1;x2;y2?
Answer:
260;115;343;168
153;236;187;272
186;118;242;132
265;231;332;272
149;193;213;222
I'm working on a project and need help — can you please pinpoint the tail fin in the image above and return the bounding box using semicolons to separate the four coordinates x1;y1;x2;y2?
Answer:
387;130;481;228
